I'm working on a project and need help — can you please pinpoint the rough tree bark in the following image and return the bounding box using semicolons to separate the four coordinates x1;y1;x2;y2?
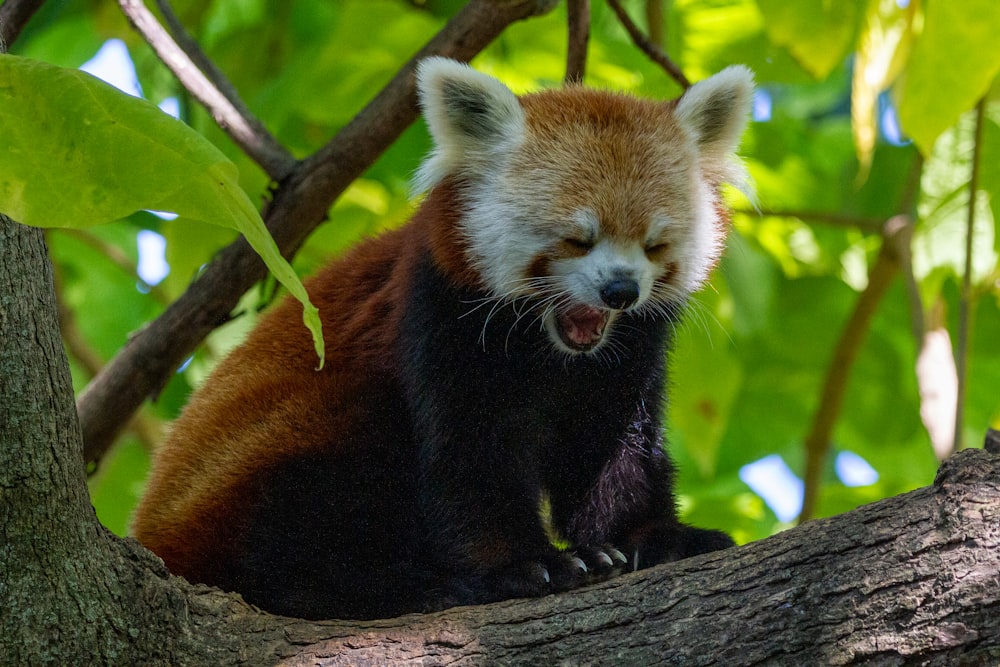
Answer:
3;209;998;665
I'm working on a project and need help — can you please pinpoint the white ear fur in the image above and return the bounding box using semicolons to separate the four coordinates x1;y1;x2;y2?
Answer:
415;57;525;192
674;65;754;158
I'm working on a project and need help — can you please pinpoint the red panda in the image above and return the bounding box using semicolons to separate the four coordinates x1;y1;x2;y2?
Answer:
132;57;754;620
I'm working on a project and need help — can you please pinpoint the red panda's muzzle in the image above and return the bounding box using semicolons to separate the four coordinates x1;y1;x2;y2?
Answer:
555;304;609;352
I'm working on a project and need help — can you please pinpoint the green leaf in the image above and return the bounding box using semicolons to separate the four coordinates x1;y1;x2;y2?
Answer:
757;0;863;80
0;55;324;367
896;0;1000;154
852;0;914;174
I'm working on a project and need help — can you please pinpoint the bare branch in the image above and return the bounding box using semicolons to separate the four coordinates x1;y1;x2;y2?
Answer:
644;0;664;47
51;261;162;458
798;217;909;523
565;0;590;84
606;0;689;89
53;228;170;305
78;0;560;466
735;207;885;233
0;0;47;51
116;0;296;181
953;97;987;454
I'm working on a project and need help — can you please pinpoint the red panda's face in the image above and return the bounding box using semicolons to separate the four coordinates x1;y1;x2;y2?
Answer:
416;59;753;355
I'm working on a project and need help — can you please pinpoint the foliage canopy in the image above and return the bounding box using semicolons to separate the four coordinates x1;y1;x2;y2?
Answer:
3;0;998;544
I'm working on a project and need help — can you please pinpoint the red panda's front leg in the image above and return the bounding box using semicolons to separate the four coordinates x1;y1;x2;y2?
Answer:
550;394;735;573
414;420;612;607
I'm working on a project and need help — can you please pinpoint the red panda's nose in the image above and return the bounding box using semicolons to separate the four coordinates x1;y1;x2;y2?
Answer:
600;278;640;310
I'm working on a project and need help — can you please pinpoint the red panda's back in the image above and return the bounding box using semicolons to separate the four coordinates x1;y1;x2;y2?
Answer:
131;217;431;584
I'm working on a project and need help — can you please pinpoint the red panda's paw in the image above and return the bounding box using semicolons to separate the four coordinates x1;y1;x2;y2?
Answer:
484;545;629;601
628;521;736;570
569;544;629;584
484;549;590;600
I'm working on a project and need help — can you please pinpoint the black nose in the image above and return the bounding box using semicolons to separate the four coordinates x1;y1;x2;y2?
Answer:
600;278;640;310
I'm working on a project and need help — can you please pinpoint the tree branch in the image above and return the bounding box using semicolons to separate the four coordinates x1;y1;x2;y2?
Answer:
953;97;987;454
565;0;590;83
53;228;170;305
798;217;909;523
63;439;1000;665
77;0;560;466
606;0;689;89
0;0;47;51
282;445;1000;665
644;0;664;47
116;0;296;181
736;206;885;233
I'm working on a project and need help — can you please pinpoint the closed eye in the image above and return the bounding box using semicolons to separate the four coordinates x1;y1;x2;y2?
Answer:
645;242;669;256
563;237;595;253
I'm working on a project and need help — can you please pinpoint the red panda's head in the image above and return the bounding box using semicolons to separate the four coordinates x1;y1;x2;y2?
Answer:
416;58;753;355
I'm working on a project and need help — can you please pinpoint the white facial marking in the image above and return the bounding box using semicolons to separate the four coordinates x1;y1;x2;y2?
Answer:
412;59;754;356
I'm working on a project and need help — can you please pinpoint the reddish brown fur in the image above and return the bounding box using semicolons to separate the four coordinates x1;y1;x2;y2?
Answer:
132;184;467;583
516;88;696;244
132;65;749;614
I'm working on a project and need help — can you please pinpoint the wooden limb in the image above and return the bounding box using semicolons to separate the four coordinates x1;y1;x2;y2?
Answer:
645;0;664;47
606;0;689;89
77;0;559;467
798;217;909;523
98;440;1000;665
0;0;47;50
117;0;296;181
5;212;999;662
736;206;886;232
283;443;1000;665
51;261;162;459
565;0;590;83
953;97;987;454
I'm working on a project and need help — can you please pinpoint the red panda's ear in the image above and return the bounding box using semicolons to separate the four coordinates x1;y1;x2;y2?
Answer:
415;57;525;192
674;65;754;159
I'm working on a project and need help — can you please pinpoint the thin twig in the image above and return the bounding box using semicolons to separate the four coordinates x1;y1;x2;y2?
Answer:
0;0;48;51
78;0;559;466
736;207;885;233
117;0;296;181
953;97;986;454
896;153;926;344
565;0;590;84
51;259;163;461
645;0;664;48
55;228;170;305
606;0;689;89
797;216;908;524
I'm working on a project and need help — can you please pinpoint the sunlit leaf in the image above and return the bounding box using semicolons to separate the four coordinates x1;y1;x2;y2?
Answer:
896;0;1000;154
0;55;324;367
757;0;863;80
852;0;914;175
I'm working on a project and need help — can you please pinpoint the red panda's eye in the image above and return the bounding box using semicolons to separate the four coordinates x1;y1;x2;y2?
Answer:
645;242;669;256
563;238;594;253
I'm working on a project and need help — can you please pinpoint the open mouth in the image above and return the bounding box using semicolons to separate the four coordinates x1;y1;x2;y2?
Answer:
553;303;610;352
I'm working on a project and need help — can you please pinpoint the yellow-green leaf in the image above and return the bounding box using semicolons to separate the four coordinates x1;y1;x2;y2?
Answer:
757;0;863;80
0;55;324;367
896;0;1000;154
852;0;914;175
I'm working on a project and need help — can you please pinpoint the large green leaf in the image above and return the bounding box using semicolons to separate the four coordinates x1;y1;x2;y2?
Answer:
0;55;323;366
896;0;1000;154
756;0;863;80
